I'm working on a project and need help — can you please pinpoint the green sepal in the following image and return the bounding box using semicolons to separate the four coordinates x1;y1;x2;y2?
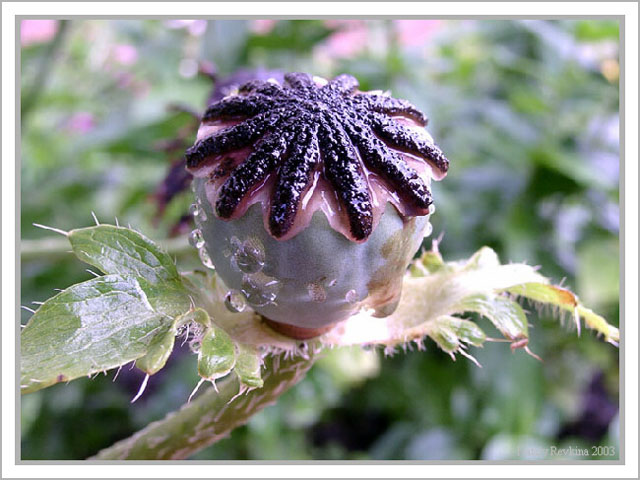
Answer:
198;322;236;381
235;344;264;388
136;327;177;375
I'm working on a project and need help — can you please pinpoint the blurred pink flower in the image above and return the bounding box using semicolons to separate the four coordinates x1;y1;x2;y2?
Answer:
21;20;58;47
64;112;95;134
394;20;443;47
251;20;276;34
112;44;138;66
318;21;369;59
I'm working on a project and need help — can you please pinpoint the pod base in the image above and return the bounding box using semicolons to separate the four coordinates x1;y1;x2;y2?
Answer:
263;317;336;340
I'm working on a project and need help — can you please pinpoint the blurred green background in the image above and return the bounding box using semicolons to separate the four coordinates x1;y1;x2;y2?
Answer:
20;19;620;461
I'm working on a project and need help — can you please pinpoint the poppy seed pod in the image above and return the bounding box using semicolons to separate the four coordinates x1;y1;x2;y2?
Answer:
185;73;449;338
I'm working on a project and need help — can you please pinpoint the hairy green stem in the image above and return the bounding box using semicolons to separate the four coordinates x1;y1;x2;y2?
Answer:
20;235;191;262
90;352;317;460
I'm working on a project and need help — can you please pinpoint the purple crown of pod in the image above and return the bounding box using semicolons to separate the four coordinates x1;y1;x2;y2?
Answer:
185;72;449;243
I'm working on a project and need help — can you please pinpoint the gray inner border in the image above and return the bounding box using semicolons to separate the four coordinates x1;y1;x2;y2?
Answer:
12;13;626;469
617;11;626;469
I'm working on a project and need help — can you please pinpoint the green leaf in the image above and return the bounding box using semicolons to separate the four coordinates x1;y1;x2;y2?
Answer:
427;318;461;353
68;225;180;283
507;283;619;344
426;314;492;357
198;323;236;381
136;279;193;319
507;283;577;310
21;274;188;394
235;344;263;389
440;316;487;347
456;293;528;341
576;306;619;345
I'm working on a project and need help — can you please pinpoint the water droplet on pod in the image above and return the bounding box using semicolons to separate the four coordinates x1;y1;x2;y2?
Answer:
224;290;246;313
230;237;265;274
345;289;359;304
188;229;205;249
189;202;207;222
198;247;215;270
327;278;338;288
424;221;433;238
241;273;280;307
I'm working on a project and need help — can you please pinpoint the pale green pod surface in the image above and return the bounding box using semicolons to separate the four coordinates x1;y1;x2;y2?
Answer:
194;177;431;329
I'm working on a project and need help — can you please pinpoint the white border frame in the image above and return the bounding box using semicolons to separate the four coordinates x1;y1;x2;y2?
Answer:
2;2;638;478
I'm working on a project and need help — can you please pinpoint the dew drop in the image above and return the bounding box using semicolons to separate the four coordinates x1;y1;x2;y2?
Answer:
231;237;265;274
327;278;338;288
198;247;215;270
241;273;280;307
189;202;208;222
424;221;433;238
189;229;205;249
345;289;359;304
224;290;246;313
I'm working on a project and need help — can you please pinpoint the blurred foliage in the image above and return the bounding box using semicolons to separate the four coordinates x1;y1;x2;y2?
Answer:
20;19;619;460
